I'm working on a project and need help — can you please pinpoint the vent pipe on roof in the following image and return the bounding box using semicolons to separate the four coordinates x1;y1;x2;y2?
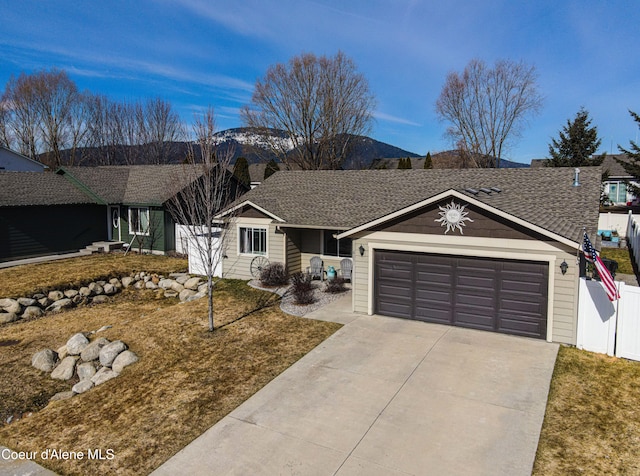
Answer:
572;168;581;187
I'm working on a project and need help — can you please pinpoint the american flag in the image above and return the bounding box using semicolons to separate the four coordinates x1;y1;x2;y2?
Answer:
583;231;620;301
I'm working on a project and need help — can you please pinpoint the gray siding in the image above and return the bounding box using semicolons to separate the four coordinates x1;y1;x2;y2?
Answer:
223;222;284;280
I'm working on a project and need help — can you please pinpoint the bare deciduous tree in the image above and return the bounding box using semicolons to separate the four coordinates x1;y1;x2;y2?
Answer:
436;59;543;168
166;107;241;332
242;51;375;170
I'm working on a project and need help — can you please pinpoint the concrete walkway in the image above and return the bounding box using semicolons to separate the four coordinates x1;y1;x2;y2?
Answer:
153;295;559;476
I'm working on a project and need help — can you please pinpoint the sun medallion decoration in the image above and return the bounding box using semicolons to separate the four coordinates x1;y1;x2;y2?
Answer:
435;200;474;234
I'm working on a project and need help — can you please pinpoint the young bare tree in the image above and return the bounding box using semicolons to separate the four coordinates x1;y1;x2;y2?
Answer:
138;97;184;164
242;51;375;170
435;59;543;168
165;107;241;331
2;72;41;159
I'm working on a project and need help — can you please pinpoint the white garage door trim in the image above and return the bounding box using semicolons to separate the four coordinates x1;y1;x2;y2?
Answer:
366;241;556;342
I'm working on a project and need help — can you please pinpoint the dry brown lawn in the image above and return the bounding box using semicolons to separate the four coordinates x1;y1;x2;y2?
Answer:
0;255;341;475
0;253;188;298
534;346;640;475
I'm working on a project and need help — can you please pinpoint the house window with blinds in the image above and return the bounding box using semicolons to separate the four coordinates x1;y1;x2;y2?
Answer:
128;207;150;235
239;227;267;255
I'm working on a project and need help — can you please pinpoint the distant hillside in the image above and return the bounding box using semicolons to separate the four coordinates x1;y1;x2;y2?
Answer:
372;151;529;169
50;127;420;168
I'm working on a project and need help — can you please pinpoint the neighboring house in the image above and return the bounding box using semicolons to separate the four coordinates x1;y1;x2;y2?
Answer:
372;152;529;169
0;165;246;261
531;154;639;206
599;154;639;205
0;171;106;260
0;146;48;172
219;167;602;345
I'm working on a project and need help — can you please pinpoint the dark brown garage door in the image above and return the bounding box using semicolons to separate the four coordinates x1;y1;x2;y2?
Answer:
374;250;548;339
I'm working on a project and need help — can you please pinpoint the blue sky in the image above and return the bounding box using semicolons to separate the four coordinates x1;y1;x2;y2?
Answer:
1;0;639;164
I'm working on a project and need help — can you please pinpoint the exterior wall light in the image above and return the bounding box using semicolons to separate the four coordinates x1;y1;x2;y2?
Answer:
560;260;568;275
359;244;365;257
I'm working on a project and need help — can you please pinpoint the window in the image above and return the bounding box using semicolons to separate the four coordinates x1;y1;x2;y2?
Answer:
128;207;150;235
239;227;267;255
608;182;627;203
323;230;352;257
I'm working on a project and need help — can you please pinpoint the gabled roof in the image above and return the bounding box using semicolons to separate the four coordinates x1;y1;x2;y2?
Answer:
229;167;602;245
0;146;48;171
531;154;636;178
0;171;97;206
57;165;210;206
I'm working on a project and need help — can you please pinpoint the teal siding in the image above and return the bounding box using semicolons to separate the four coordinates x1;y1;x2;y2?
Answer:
0;204;106;261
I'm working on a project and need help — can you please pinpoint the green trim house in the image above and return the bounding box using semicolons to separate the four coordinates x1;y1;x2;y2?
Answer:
1;165;246;261
219;167;602;345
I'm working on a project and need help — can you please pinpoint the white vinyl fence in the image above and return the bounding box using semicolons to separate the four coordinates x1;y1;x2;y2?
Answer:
577;278;640;361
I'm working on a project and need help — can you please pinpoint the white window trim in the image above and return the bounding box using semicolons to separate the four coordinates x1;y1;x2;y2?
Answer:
237;225;268;257
128;207;150;236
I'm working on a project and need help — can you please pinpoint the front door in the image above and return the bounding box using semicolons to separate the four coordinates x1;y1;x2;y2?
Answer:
108;206;121;241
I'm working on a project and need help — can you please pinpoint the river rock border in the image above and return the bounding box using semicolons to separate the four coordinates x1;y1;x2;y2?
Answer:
0;272;208;324
31;329;140;402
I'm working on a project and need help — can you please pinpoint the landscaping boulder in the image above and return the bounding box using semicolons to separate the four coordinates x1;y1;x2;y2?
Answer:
48;290;64;301
99;340;127;367
179;289;197;302
134;280;146;290
109;278;122;287
79;286;92;297
72;379;94;394
170;281;185;293
0;298;22;315
57;345;69;360
164;290;178;299
89;283;104;295
121;277;134;288
76;362;97;380
66;333;90;355
112;350;139;373
32;349;58;372
50;391;75;402
158;278;174;290
46;298;73;313
81;337;110;362
184;277;202;290
175;274;190;284
91;367;119;386
92;295;109;304
37;297;51;307
51;356;78;380
64;289;79;299
145;281;158;290
17;297;36;307
103;283;117;295
0;312;19;324
22;306;43;319
72;295;85;305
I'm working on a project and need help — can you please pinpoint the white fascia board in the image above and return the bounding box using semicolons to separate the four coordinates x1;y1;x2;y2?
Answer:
216;200;285;222
336;189;580;249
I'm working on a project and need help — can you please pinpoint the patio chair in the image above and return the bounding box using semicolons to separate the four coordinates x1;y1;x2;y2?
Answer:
339;258;353;282
306;256;324;280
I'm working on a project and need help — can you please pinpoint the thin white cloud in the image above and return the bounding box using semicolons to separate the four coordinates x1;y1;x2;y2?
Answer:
374;111;421;127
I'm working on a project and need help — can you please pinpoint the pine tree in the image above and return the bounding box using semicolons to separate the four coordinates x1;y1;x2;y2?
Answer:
424;152;432;169
617;110;640;195
264;158;280;180
546;108;603;167
233;156;251;187
397;157;412;169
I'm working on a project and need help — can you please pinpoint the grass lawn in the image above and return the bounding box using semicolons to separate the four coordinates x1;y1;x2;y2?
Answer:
601;247;636;275
0;254;341;475
534;346;640;475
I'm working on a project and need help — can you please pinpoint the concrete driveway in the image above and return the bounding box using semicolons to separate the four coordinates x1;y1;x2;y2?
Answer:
153;295;558;476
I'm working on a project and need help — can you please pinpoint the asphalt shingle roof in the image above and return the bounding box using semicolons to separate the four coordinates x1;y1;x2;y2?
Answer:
234;167;602;244
0;171;97;206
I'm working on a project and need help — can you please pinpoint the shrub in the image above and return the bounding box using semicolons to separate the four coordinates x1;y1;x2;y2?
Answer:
259;262;289;287
290;272;314;305
324;277;347;294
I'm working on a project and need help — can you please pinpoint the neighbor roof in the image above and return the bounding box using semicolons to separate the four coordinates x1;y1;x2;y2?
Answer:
0;171;97;206
229;167;602;244
530;154;634;178
58;165;207;206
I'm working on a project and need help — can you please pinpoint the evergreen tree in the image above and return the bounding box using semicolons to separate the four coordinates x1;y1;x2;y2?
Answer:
233;156;251;187
264;158;280;180
397;157;412;169
617;110;640;195
424;152;432;169
546;108;603;167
